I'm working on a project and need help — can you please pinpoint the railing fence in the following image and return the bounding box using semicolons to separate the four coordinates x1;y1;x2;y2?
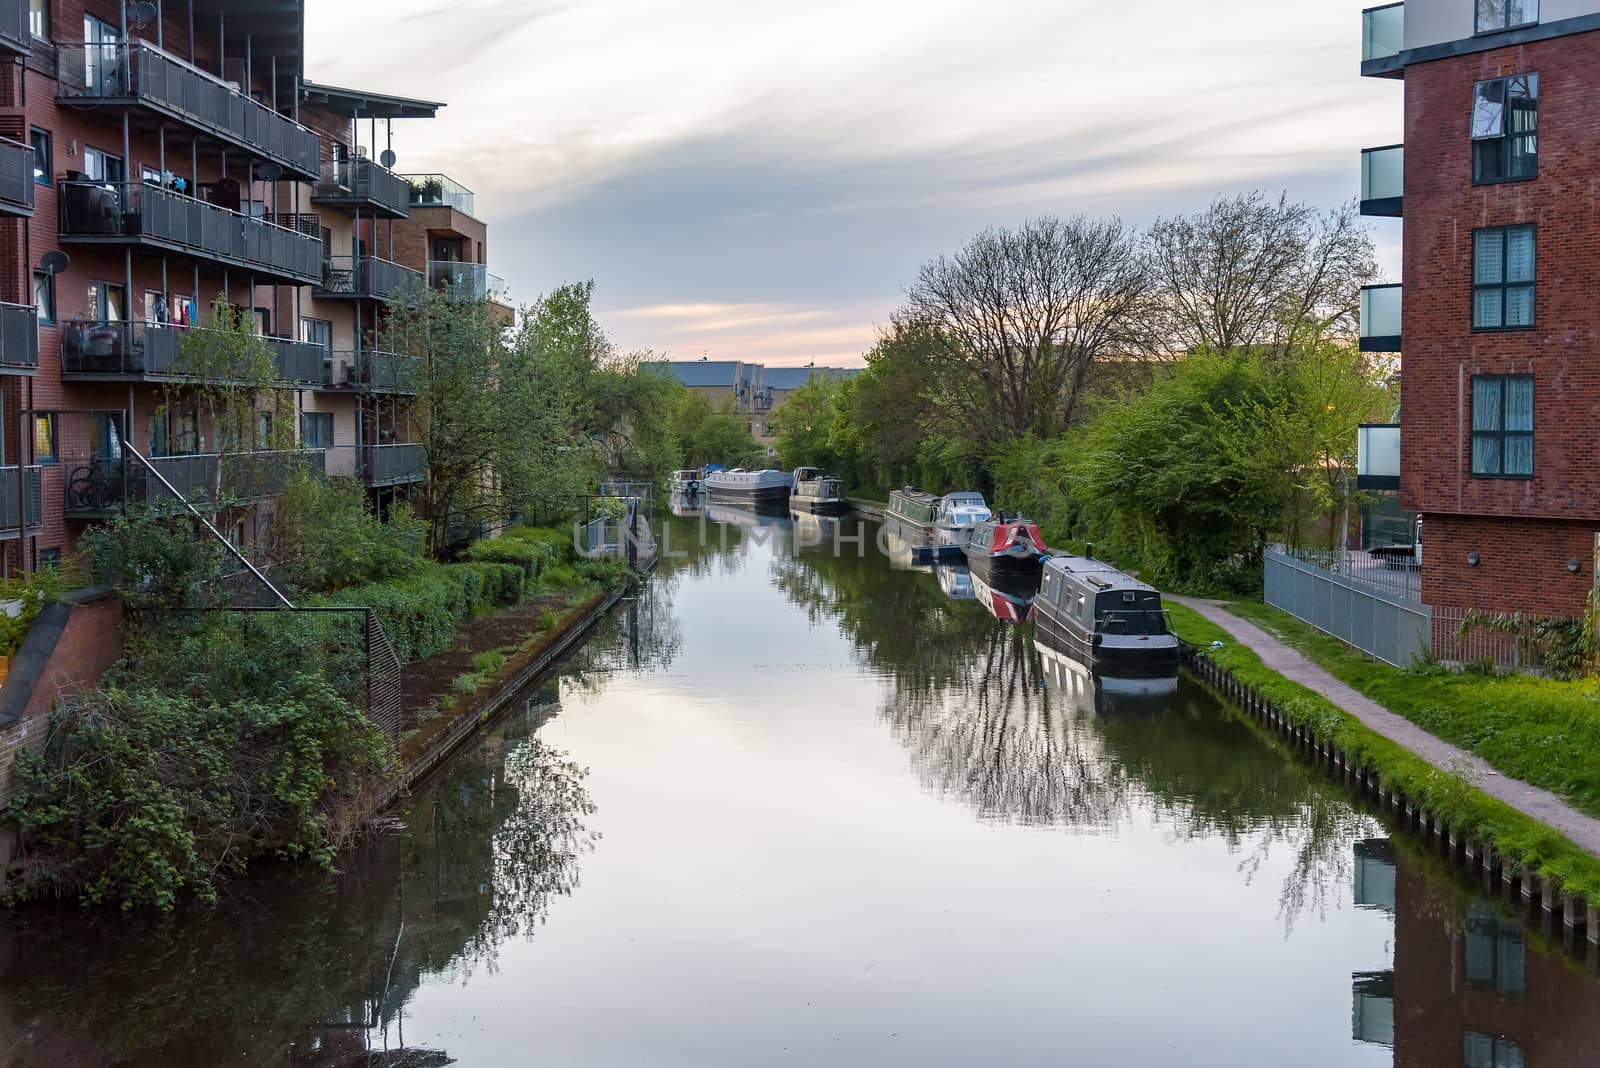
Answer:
1264;548;1431;668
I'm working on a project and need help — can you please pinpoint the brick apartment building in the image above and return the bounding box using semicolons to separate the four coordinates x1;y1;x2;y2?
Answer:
1360;0;1600;619
0;0;510;573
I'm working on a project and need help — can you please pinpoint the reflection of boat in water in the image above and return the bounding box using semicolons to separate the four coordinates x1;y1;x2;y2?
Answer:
668;492;704;518
704;468;792;513
790;468;850;516
703;501;790;531
1035;555;1180;671
933;563;975;600
790;510;846;549
970;570;1036;624
958;517;1048;582
882;518;934;571
670;468;704;495
1034;629;1179;715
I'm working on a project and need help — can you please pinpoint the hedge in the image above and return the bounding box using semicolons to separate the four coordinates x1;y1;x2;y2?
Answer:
461;532;563;582
318;561;526;662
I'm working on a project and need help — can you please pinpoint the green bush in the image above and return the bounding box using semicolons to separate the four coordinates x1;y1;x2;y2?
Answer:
462;534;561;582
273;475;426;594
321;561;526;663
0;566;73;659
5;676;387;909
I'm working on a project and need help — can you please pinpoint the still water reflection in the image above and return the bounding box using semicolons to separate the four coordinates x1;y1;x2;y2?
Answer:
2;514;1597;1066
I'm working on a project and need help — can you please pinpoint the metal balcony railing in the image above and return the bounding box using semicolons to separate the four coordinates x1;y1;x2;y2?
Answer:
0;0;27;55
0;466;43;533
401;173;475;215
0;136;35;216
1358;424;1401;491
316;255;423;301
59;181;324;284
1360;146;1403;217
60;320;326;384
427;260;509;304
312;156;410;218
1362;4;1404;64
324;349;421;393
364;443;426;486
0;301;38;373
55;41;321;178
62;449;326;517
1360;284;1402;352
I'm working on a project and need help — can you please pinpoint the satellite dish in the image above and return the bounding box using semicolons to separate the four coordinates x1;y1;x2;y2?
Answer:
355;145;369;158
379;148;396;169
39;251;69;276
129;1;157;28
254;162;283;182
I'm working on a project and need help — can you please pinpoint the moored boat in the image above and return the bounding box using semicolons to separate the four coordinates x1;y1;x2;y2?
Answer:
670;468;705;495
790;468;849;515
884;487;940;531
703;468;793;512
971;571;1035;624
957;517;1048;581
1034;554;1180;671
1034;629;1179;715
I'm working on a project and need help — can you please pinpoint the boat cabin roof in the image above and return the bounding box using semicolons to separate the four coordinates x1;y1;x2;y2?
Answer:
1045;555;1157;595
944;492;987;505
890;487;941;505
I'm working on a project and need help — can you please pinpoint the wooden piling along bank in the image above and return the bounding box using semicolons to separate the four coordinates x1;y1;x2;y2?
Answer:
1181;643;1599;950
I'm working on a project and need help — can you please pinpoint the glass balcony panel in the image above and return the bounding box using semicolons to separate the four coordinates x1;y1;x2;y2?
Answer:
1360;284;1401;350
402;173;475;215
1362;4;1404;62
0;0;26;54
0;136;35;215
1359;425;1401;486
1360;145;1403;216
0;301;38;372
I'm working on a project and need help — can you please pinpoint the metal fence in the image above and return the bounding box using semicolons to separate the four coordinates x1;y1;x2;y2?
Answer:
1277;545;1423;603
1264;548;1432;668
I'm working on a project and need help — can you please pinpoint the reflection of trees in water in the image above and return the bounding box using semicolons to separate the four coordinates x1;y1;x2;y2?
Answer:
0;713;596;1067
771;535;1379;928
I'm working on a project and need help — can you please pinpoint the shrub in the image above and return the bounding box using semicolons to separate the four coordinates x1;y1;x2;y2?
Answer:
272;475;426;594
5;675;387;909
321;561;526;662
462;534;561;583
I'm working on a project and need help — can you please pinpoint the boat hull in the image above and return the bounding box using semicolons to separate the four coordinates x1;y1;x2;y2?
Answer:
1033;602;1182;673
964;549;1044;584
705;483;792;514
790;495;850;516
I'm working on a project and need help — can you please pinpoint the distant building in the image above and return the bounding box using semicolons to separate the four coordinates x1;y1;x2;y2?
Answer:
652;361;860;451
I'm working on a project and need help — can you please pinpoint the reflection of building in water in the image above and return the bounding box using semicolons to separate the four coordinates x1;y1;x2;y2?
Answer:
1349;839;1600;1067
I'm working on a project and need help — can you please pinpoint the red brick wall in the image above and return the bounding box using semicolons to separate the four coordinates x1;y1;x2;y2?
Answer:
0;591;122;808
1400;28;1600;616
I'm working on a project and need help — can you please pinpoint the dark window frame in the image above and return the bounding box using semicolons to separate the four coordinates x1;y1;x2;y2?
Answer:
28;0;48;41
32;270;54;325
1472;225;1536;332
1471;73;1538;185
1470;373;1535;480
300;411;333;450
1475;0;1539;35
29;128;50;186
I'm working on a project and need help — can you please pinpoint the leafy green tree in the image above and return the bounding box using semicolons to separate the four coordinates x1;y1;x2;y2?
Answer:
687;404;764;468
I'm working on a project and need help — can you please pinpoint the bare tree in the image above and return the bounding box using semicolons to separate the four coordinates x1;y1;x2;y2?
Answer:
1141;192;1379;359
901;215;1150;443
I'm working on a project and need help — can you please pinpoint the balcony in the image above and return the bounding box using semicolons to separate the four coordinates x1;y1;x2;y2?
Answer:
0;466;43;535
315;255;424;302
55;41;320;179
1361;3;1405;78
0;302;38;374
323;349;421;394
402;174;475;215
1358;424;1400;492
1360;145;1403;217
0;0;26;55
1359;284;1401;352
364;443;426;487
0;136;35;217
427;261;510;305
62;449;326;518
311;157;410;219
61;320;326;385
59;181;323;285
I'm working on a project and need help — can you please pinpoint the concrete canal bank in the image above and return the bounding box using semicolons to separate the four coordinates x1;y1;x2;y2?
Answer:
1172;596;1600;947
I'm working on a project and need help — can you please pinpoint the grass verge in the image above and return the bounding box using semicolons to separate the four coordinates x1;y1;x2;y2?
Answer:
1168;601;1600;900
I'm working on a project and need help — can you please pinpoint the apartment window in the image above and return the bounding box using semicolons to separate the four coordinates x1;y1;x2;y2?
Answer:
1473;226;1535;329
1464;1032;1526;1068
300;318;332;350
82;147;124;184
256;411;273;450
33;413;56;465
300;412;333;450
1471;375;1534;478
28;0;47;40
1476;0;1537;34
87;281;125;323
82;15;121;95
29;129;49;186
37;548;60;570
32;271;54;325
1472;74;1537;183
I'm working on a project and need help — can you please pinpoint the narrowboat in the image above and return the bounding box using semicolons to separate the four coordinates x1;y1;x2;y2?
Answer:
971;571;1035;625
1034;630;1178;714
1034;555;1180;671
670;468;705;495
957;517;1049;581
703;468;793;512
884;487;940;531
790;468;849;515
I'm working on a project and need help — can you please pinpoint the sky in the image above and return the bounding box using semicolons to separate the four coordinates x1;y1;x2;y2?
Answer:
306;0;1403;366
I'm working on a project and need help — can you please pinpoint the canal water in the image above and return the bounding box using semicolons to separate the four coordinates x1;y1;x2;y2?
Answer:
2;512;1598;1066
